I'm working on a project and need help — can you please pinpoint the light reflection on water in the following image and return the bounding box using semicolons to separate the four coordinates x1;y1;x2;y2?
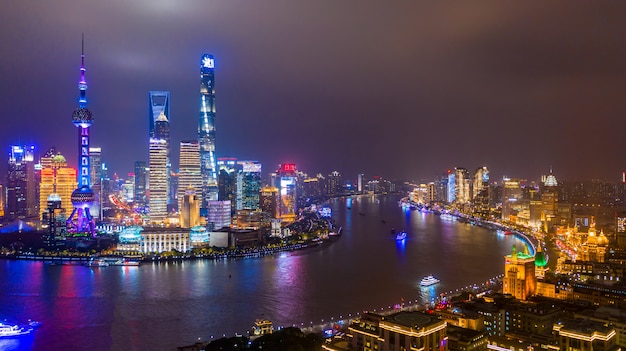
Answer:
0;194;520;351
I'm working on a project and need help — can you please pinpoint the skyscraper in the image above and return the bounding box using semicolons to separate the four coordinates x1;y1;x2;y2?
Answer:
198;54;218;208
134;161;147;208
238;161;262;211
88;147;102;219
6;145;37;220
148;91;170;138
67;39;96;236
278;163;297;221
149;137;168;223
149;91;172;208
217;157;240;214
38;149;77;220
178;140;202;212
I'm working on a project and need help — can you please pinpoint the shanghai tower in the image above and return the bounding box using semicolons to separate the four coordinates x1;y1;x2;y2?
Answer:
66;37;96;236
198;54;218;208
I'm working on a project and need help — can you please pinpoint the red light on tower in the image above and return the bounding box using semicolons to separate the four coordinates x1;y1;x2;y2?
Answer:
282;163;295;172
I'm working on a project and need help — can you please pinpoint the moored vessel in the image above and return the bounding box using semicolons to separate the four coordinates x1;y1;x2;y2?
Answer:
0;322;33;338
419;275;440;287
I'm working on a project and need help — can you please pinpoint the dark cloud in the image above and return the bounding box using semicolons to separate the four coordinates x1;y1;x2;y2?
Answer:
1;1;624;183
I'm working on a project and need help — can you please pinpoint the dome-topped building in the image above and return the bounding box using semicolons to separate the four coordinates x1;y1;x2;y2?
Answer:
580;218;608;263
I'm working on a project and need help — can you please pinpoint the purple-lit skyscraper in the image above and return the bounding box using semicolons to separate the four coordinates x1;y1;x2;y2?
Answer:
66;38;96;236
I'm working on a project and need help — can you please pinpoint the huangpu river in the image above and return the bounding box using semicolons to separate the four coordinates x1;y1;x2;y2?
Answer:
0;195;523;351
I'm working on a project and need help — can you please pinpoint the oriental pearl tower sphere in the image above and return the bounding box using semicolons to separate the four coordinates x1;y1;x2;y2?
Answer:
66;37;96;237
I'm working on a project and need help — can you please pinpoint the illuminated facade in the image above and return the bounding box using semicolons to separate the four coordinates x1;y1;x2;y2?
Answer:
472;167;489;199
178;140;202;211
238;161;262;210
140;227;190;254
66;40;96;236
260;187;279;218
38;150;77;220
346;311;448;351
541;170;558;233
148;91;170;138
6;145;37;219
198;54;218;208
134;161;147;207
206;200;231;230
278;164;297;221
180;187;200;228
217;157;240;214
502;178;522;223
455;167;471;204
88;147;102;219
503;245;536;301
149;137;168;223
553;319;618;351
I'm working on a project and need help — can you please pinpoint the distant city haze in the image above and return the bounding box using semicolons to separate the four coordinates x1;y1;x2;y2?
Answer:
1;2;625;181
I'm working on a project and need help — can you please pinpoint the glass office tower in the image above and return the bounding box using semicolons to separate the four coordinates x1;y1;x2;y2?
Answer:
198;54;218;209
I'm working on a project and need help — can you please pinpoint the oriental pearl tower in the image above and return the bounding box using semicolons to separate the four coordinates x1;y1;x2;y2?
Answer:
66;37;96;237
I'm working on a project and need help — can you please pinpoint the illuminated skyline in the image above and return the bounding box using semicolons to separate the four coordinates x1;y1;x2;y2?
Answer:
0;2;625;182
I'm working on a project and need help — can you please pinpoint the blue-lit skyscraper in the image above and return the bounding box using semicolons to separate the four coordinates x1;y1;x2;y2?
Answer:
198;54;218;209
67;38;96;236
149;91;170;138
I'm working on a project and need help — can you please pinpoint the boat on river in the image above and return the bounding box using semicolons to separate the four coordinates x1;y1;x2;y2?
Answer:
0;322;33;338
395;231;407;241
419;275;440;287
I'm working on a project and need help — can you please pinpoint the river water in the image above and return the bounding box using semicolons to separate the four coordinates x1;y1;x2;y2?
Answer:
0;195;521;351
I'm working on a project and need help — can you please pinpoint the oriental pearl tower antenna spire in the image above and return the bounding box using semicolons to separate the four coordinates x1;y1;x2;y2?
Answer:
66;35;96;237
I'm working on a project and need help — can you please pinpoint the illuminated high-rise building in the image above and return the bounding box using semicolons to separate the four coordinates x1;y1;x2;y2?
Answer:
472;167;489;199
88;147;102;219
454;167;470;204
503;245;536;301
149;137;168;223
260;187;279;218
38;149;77;220
67;39;96;236
149;92;172;208
472;166;490;217
327;171;341;196
541;169;558;233
217;157;240;214
0;183;4;217
278;163;297;221
6;145;37;219
206;200;231;230
198;54;218;208
447;170;456;203
502;177;522;223
148;91;170;138
180;187;200;228
178;141;202;212
134;161;147;207
238;161;262;210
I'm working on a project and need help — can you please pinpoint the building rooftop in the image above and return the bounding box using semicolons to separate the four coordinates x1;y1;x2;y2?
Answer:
380;311;442;329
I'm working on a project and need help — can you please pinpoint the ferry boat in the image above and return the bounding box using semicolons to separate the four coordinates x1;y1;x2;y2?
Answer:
395;231;407;241
0;322;33;338
84;258;109;267
419;275;440;287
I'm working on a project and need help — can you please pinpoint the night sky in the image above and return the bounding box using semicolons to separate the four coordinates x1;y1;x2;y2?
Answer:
1;1;625;183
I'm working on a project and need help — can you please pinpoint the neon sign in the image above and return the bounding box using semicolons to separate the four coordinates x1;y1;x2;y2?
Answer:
202;56;214;68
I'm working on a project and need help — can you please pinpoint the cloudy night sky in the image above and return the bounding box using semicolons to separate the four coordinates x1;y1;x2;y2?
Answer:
1;1;624;183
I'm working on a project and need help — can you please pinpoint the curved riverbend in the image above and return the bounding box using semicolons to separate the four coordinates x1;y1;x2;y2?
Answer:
0;195;523;351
